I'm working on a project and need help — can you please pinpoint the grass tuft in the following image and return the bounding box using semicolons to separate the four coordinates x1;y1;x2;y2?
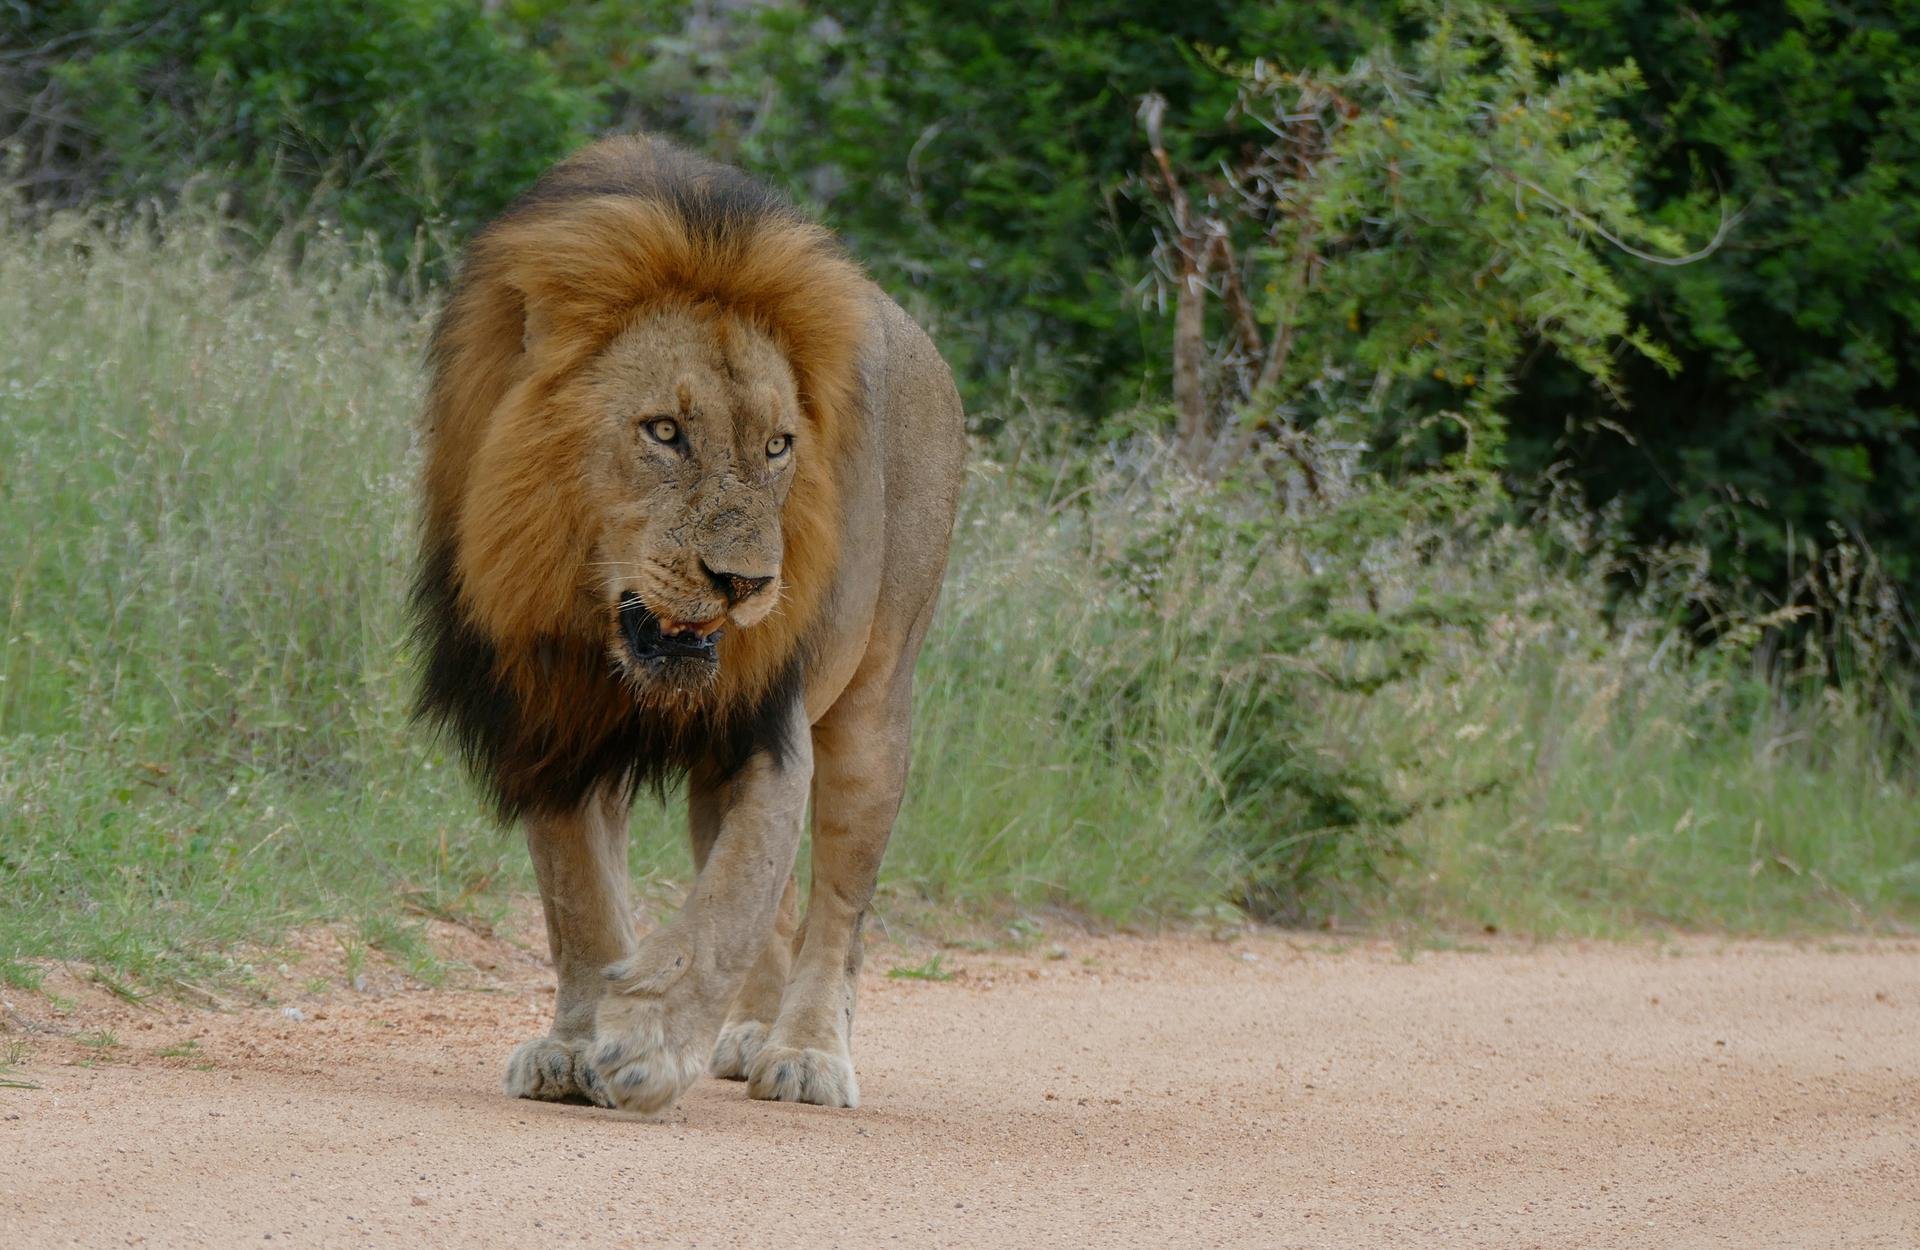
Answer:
886;955;955;982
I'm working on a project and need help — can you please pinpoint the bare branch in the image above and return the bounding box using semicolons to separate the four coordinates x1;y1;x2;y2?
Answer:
1137;94;1191;236
1495;168;1748;267
1140;93;1214;460
1213;235;1265;360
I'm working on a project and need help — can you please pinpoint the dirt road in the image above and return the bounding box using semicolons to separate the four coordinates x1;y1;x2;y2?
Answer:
3;926;1915;1249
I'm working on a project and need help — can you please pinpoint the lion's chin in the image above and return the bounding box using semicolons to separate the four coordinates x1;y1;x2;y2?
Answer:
615;592;722;692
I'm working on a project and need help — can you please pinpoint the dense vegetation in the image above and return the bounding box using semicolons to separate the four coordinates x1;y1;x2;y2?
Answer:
1;206;1913;989
6;0;1916;613
0;0;584;271
0;2;1914;983
1510;1;1920;609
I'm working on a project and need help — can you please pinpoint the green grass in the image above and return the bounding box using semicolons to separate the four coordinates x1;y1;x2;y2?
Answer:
1375;631;1920;936
886;954;955;982
356;912;453;987
0;208;552;988
0;1041;39;1089
0;203;1914;996
75;1029;119;1053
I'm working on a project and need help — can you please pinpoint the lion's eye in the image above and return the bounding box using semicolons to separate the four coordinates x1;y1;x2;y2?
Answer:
644;418;681;446
766;433;792;459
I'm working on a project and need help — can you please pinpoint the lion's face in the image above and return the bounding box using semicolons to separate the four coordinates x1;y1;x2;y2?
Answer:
573;307;802;687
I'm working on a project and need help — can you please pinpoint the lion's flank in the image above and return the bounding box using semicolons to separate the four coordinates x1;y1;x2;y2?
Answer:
411;136;865;819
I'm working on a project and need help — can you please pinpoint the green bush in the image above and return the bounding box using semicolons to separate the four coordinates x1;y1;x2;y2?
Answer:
1070;445;1497;921
0;0;589;272
1502;1;1920;616
1135;3;1682;470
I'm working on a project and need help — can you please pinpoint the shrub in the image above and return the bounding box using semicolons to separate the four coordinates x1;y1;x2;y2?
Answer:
1134;1;1693;472
0;0;589;273
1507;1;1920;616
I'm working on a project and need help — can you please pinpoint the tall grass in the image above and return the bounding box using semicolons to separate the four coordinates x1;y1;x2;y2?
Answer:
1374;551;1920;935
1;205;1913;987
0;207;528;983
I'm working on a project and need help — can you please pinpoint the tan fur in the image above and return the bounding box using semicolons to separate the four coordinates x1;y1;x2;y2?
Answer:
422;136;966;1116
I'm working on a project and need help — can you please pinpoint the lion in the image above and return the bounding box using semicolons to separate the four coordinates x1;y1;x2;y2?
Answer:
412;135;965;1114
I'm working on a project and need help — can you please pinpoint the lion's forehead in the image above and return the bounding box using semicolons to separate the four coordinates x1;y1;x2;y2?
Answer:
587;311;798;439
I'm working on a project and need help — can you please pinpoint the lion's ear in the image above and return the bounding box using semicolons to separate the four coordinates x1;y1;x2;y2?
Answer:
521;302;552;357
454;379;591;646
513;289;608;376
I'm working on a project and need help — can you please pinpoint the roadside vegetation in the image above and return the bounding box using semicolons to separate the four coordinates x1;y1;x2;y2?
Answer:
2;1;1915;990
2;196;1913;991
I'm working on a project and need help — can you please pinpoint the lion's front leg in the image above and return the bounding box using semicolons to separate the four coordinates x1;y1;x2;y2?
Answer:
747;676;914;1109
683;766;801;1081
709;873;799;1079
505;786;633;1106
590;707;811;1115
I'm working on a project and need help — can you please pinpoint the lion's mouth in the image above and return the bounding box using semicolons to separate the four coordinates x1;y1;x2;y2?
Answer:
618;592;722;666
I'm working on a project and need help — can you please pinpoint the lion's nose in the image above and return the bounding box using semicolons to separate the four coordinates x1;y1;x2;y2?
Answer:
700;559;774;605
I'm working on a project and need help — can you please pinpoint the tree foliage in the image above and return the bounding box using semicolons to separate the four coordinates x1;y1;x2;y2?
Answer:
0;0;587;271
1136;5;1687;472
501;0;1918;622
1506;1;1920;609
1497;3;1920;610
6;0;1916;625
495;0;1389;409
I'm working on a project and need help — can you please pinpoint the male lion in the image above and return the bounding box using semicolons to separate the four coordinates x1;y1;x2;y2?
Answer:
412;136;965;1114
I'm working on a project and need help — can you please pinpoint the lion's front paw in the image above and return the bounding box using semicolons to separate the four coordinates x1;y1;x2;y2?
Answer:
584;930;724;1115
745;1044;860;1108
710;1019;769;1080
590;988;715;1116
504;1036;610;1106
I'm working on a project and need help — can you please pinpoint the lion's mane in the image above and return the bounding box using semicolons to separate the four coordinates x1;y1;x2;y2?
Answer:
412;137;868;818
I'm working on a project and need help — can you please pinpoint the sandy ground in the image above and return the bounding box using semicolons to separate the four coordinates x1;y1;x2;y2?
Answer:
1;922;1916;1249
